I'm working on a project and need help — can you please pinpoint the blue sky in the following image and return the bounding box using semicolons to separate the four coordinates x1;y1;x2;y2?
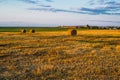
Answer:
0;0;120;26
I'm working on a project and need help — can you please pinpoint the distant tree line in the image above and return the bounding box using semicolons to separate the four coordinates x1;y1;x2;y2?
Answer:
59;25;120;30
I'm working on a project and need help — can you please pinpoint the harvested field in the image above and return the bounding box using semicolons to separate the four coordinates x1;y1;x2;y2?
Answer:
0;30;120;79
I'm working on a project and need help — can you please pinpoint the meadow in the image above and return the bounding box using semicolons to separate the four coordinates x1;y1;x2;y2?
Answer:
0;28;120;79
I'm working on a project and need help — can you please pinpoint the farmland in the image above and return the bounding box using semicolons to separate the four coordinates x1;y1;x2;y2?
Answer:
0;29;120;79
0;27;68;32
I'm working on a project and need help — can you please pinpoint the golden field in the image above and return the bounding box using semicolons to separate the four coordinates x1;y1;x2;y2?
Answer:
0;30;120;79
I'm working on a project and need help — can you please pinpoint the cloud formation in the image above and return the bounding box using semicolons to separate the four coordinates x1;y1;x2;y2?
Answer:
28;6;120;15
79;6;120;15
79;0;120;15
18;0;54;4
19;0;120;15
28;7;85;14
18;0;38;4
38;4;51;8
45;0;53;2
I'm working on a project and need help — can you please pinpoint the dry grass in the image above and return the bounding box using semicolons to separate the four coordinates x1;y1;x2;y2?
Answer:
0;30;120;79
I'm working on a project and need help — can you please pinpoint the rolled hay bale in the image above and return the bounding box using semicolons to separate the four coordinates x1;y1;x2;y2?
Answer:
29;29;35;33
68;29;77;36
21;29;26;33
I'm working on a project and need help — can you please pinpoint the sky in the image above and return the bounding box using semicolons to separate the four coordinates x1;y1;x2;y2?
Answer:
0;0;120;27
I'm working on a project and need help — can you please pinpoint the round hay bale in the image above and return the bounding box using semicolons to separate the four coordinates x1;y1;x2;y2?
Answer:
21;29;26;33
29;29;35;33
68;29;77;36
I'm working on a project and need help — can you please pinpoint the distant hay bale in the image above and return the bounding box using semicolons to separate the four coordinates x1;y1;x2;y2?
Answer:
21;29;26;33
68;29;77;36
29;29;35;33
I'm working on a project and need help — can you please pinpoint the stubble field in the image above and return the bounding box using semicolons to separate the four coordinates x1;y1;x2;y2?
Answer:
0;30;120;79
